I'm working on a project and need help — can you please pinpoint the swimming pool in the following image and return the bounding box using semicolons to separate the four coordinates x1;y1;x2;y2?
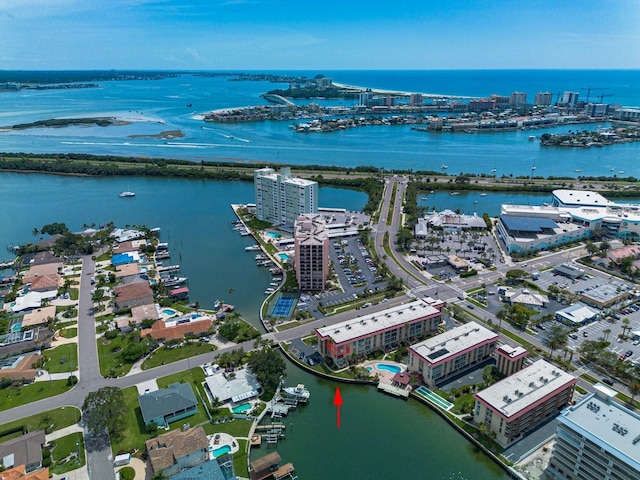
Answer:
213;445;231;457
277;253;290;261
162;308;177;316
232;403;252;413
375;363;402;373
266;231;281;239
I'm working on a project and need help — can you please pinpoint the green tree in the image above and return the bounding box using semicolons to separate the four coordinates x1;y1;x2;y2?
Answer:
628;381;640;407
247;347;286;400
544;324;569;357
82;387;127;440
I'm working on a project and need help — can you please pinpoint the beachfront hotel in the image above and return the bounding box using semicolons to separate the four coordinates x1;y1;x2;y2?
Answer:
315;299;442;367
407;321;498;388
546;389;640;480
497;189;640;255
473;359;576;447
254;167;318;226
294;214;329;291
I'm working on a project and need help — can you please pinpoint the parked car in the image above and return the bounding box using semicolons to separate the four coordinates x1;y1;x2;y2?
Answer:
625;350;633;357
602;377;614;386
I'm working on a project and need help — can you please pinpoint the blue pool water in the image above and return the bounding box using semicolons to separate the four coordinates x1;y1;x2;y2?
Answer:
365;366;373;372
277;253;290;261
266;231;281;239
376;363;402;373
232;403;252;413
213;445;231;457
162;308;177;316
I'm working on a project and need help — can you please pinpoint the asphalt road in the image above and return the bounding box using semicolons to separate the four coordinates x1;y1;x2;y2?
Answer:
0;179;630;478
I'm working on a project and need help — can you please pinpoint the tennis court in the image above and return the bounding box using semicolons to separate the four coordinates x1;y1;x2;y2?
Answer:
270;295;297;317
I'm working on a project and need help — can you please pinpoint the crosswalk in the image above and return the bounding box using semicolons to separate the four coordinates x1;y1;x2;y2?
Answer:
410;282;466;297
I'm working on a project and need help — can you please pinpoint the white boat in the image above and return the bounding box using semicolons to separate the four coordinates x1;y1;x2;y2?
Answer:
119;191;135;198
574;169;581;173
528;135;536;141
282;384;310;402
441;164;448;169
421;197;428;200
245;245;261;251
474;200;478;204
450;192;459;196
480;192;487;197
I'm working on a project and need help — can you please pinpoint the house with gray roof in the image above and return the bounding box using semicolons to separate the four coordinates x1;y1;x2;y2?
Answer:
0;430;45;473
138;382;198;428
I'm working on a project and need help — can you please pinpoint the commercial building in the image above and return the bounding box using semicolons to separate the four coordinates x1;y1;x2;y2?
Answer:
497;189;640;254
254;167;318;226
553;263;585;279
547;389;640;480
294;214;329;291
316;299;442;368
579;281;632;309
414;210;487;236
473;359;576;447
555;303;599;327
408;321;498;388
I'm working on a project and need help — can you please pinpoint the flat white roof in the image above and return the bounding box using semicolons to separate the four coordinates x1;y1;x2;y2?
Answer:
409;321;498;366
558;392;640;472
316;300;440;345
556;303;599;323
553;189;613;207
497;344;528;359
475;359;576;419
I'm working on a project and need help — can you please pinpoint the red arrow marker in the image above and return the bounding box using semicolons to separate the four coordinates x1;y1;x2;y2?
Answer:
333;386;343;428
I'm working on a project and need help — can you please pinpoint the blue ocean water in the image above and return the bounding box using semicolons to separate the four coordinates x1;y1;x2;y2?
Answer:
0;70;638;177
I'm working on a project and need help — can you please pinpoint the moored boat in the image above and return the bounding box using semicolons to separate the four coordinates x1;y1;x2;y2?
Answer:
119;191;135;198
282;384;310;402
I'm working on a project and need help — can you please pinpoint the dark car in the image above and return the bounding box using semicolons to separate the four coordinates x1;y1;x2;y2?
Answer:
602;377;614;386
625;349;633;358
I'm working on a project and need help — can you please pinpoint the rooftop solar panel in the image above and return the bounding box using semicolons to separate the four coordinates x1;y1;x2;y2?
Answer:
500;215;558;232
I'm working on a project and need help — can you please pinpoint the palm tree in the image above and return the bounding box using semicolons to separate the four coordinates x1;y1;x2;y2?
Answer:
603;328;611;341
628;381;640;408
622;318;631;338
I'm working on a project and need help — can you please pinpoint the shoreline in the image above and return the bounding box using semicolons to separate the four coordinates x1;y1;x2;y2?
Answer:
331;81;470;99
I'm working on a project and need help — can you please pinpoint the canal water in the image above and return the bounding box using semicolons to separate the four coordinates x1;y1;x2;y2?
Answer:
259;358;510;479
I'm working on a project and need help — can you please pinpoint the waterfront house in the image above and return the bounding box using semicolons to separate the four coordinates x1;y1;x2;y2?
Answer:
316;299;442;368
21;306;56;328
21;274;60;293
473;359;576;447
145;426;209;477
0;430;46;473
408;321;498;388
0;353;43;382
138;382;198;428
203;368;262;404
113;282;154;312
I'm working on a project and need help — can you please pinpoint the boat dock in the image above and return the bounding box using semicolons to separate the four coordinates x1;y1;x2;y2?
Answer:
157;264;180;273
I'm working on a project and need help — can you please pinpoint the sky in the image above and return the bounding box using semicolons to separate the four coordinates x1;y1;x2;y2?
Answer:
1;0;639;70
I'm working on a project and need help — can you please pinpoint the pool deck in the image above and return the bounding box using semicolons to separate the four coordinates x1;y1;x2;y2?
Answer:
362;360;412;398
208;432;239;460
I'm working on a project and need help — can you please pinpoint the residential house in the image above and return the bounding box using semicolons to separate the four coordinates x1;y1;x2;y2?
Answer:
0;430;46;473
138;382;198;428
113;282;154;312
145;426;209;477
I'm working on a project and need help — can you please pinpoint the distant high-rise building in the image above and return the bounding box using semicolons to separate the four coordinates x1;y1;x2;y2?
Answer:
510;92;528;108
294;214;329;291
489;94;510;108
547;389;640;480
254;167;317;226
561;91;580;107
359;90;373;107
317;77;333;89
409;93;423;106
534;91;553;107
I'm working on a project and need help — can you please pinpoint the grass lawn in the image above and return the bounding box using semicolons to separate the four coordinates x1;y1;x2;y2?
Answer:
95;252;111;262
142;343;217;370
0;407;81;441
233;439;248;477
0;380;70;412
50;432;85;475
69;288;79;301
156;367;205;388
202;419;252;438
44;343;78;373
115;377;212;454
60;327;78;339
97;332;140;377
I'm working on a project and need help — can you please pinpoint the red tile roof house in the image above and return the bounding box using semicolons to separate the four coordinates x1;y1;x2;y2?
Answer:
113;282;154;312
